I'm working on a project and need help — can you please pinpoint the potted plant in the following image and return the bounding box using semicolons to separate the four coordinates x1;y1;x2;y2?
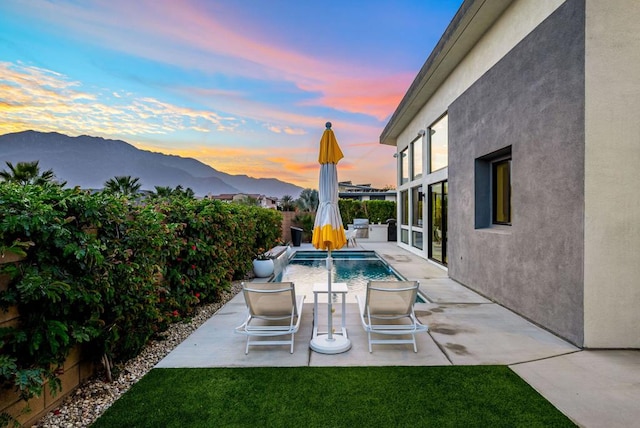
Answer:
252;249;274;278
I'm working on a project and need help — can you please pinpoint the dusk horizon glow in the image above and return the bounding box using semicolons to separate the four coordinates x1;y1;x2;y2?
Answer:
0;0;462;190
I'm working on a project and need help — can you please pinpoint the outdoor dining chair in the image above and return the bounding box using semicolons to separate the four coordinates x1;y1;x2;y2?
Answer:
345;229;358;247
356;280;428;352
234;282;305;354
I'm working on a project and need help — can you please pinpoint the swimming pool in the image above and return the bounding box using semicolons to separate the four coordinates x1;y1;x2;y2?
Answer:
272;250;426;303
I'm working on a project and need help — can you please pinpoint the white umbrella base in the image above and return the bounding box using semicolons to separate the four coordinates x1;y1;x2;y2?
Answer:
310;334;352;354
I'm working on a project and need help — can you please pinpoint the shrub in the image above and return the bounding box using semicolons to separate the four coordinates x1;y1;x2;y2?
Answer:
338;199;396;227
0;182;282;416
293;213;315;242
338;199;364;227
362;200;396;224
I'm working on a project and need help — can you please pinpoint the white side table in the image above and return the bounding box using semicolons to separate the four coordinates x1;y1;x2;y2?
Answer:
312;282;348;338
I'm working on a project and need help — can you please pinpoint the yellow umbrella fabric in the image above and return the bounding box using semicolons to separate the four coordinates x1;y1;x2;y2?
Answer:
312;122;346;251
317;124;344;164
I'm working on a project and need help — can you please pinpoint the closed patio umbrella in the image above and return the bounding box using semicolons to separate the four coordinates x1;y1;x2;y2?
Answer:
309;122;351;354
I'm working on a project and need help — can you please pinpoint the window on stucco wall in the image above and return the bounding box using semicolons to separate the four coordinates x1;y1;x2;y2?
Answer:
492;159;512;225
412;138;423;180
400;148;409;185
412;186;423;227
400;190;409;226
475;146;512;228
429;114;448;172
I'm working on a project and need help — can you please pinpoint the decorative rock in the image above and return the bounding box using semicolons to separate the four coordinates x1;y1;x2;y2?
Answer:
33;282;243;428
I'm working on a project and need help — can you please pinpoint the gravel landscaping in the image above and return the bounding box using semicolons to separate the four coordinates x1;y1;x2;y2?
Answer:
33;281;243;428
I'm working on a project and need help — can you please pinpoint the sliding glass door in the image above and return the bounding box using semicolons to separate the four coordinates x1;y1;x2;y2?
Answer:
429;181;447;265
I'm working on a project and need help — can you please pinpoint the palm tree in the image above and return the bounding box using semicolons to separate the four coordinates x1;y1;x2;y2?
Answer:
296;188;318;212
153;186;174;197
173;185;195;199
181;187;195;199
153;185;195;199
104;176;142;195
0;161;61;186
280;195;294;211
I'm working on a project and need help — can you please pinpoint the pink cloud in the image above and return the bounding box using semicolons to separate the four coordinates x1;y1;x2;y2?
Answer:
13;0;410;121
302;72;416;120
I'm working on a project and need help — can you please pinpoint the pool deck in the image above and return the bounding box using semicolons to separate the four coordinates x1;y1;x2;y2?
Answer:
157;242;640;428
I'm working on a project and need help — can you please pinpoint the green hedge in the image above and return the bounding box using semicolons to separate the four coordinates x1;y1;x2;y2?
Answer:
0;183;281;408
338;199;396;226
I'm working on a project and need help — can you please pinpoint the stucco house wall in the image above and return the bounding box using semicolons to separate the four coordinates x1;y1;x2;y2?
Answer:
382;0;640;348
583;1;640;347
393;0;565;157
448;0;585;346
392;0;565;258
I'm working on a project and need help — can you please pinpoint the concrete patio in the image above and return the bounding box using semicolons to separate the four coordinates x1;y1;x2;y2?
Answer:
157;242;640;428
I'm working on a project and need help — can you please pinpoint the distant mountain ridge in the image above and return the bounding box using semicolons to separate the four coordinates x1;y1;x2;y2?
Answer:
0;131;303;198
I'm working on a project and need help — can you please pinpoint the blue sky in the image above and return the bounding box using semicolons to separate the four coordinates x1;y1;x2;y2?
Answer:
0;0;462;189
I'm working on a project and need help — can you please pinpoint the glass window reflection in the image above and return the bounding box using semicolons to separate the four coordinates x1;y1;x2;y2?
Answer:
429;114;448;172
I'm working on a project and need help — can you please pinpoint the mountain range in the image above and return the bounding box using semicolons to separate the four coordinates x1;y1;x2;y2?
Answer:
0;131;303;198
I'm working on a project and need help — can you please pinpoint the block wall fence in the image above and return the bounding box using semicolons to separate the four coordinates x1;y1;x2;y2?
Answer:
0;253;95;427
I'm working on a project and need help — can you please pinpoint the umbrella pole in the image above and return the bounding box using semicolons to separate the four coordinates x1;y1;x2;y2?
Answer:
310;246;350;354
327;249;333;341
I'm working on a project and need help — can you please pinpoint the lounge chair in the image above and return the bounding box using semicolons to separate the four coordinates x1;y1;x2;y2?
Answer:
234;282;305;354
355;281;428;352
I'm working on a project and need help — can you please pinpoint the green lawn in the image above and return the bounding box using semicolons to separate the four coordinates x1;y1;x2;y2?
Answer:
92;366;575;427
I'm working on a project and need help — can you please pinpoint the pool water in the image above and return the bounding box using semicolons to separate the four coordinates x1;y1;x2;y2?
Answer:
273;251;424;303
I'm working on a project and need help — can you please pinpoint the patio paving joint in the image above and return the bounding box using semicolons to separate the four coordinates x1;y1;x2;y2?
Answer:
428;331;454;365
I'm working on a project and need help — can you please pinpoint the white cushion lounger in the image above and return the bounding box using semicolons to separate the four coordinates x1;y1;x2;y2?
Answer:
235;282;305;354
356;280;428;353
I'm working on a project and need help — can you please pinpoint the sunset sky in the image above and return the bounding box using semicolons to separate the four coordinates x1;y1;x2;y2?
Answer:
0;0;462;189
